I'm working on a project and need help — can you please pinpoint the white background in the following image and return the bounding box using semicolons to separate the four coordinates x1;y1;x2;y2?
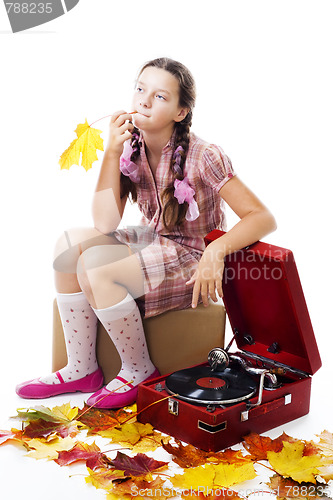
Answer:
0;0;332;498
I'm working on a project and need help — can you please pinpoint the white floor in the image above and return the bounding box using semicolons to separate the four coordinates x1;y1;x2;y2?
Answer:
0;312;331;500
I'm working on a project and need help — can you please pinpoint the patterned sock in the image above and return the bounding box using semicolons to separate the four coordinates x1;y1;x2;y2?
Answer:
92;293;156;393
39;292;99;384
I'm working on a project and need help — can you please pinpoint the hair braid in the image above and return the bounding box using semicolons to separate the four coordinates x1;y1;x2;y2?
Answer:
120;126;141;202
161;113;192;230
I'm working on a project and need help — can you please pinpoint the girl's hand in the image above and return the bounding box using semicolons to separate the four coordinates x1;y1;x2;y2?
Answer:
185;247;225;308
106;110;135;158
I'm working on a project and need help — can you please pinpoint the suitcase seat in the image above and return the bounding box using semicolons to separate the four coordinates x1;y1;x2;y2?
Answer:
52;299;226;383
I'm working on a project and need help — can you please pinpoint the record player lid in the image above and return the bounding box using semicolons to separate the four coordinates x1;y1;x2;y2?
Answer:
205;230;321;375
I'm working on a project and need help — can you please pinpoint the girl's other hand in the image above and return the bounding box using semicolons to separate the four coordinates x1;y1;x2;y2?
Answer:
106;110;135;157
185;249;225;309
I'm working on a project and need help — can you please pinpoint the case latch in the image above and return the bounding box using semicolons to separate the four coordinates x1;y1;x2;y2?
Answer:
168;398;179;416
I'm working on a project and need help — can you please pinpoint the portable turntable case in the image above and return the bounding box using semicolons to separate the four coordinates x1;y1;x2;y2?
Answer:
137;230;321;452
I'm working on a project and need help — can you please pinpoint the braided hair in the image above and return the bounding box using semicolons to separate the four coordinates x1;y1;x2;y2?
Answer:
121;58;196;230
120;127;141;202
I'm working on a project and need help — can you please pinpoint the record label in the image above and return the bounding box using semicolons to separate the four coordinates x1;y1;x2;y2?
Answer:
196;377;226;389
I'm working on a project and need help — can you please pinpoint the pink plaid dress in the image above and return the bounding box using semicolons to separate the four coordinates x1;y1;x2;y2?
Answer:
114;132;235;318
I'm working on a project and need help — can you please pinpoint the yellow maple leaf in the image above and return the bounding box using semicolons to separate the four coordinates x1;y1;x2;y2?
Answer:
171;464;216;491
171;460;256;493
267;441;324;484
131;432;171;453
50;403;78;422
98;422;154;446
312;430;333;459
316;465;333;483
25;436;75;460
59;119;104;171
85;467;125;491
214;461;257;487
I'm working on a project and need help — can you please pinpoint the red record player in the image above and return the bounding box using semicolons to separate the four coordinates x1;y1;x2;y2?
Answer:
137;230;321;452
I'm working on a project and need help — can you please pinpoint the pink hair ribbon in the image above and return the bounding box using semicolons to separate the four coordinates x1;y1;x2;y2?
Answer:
174;177;199;221
119;140;140;183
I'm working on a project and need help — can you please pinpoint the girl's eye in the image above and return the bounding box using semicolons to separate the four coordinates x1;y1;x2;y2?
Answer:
136;87;143;93
156;94;166;100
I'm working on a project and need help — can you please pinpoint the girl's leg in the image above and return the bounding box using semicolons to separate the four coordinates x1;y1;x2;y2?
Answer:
76;246;157;408
16;227;132;398
53;227;130;293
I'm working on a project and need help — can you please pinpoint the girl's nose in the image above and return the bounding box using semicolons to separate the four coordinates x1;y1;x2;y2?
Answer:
140;97;151;108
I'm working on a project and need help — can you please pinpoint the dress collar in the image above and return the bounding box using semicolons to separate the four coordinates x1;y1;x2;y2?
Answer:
138;129;176;154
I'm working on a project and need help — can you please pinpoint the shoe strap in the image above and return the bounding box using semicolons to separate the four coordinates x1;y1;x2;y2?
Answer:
115;375;135;389
56;371;65;383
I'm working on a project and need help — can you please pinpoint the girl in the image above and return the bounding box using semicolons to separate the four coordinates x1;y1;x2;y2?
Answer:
16;58;276;408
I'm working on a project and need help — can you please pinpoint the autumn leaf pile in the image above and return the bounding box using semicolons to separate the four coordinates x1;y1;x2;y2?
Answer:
1;403;333;499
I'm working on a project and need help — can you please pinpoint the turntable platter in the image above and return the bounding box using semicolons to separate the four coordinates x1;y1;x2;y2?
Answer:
165;365;257;405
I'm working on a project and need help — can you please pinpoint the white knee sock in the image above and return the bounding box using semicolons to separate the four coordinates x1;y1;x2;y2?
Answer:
39;292;99;384
92;293;155;393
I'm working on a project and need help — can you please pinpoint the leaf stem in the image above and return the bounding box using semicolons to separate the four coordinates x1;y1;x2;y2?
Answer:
254;460;276;473
88;114;113;127
89;111;137;128
76;381;134;421
121;393;179;425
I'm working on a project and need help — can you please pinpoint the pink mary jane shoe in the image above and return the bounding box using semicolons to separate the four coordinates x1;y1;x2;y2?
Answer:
86;368;160;409
16;368;104;399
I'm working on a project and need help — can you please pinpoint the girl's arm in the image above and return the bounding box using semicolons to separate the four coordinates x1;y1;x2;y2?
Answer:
92;111;134;234
187;176;277;308
214;175;277;255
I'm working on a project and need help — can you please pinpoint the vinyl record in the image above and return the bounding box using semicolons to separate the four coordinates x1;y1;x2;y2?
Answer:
165;365;257;405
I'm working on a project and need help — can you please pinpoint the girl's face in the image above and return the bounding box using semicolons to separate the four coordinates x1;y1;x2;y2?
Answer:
132;66;188;134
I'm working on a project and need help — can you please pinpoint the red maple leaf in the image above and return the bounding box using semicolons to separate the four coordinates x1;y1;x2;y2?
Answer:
111;451;168;477
55;441;112;469
23;418;78;439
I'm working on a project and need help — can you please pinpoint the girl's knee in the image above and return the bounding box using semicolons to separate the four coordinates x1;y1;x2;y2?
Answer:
77;248;116;306
53;227;104;274
76;247;114;289
54;227;98;259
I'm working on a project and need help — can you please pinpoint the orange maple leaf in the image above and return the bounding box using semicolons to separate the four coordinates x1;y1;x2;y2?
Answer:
0;429;23;446
111;476;170;499
163;439;252;469
243;432;298;460
76;404;127;433
162;438;208;468
267;474;329;499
